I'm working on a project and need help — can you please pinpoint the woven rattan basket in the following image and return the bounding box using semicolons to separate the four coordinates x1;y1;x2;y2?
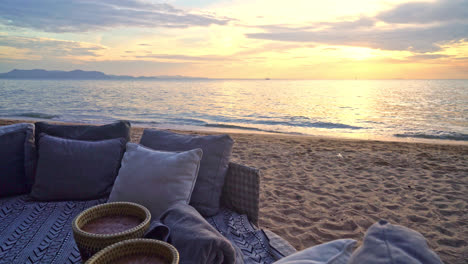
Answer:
85;238;179;264
72;202;151;261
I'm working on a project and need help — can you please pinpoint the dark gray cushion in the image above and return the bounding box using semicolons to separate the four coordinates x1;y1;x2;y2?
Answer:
348;220;443;264
31;121;130;191
31;134;125;201
140;129;234;216
34;120;131;145
0;123;35;197
160;203;237;264
273;239;356;264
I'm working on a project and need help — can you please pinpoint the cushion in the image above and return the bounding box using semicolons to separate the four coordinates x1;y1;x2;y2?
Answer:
108;143;203;219
140;129;233;216
32;121;131;190
34;120;131;144
348;220;443;264
160;203;237;264
30;134;125;201
273;239;356;264
0;123;35;197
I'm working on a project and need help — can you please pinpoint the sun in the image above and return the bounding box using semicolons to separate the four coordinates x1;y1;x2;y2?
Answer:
335;46;380;61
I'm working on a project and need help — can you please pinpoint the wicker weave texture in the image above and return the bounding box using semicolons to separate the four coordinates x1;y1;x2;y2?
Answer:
221;162;260;226
85;238;179;264
72;202;151;260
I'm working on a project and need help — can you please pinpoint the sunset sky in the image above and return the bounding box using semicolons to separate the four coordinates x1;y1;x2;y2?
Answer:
0;0;467;79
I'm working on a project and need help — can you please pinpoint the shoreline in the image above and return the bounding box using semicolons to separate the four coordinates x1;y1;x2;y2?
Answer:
2;118;467;263
2;117;467;147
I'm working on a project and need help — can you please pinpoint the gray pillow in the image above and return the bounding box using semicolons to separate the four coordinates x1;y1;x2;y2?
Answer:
140;129;233;216
0;123;35;197
160;203;236;264
273;239;357;264
32;121;131;192
348;220;443;264
108;143;203;219
34;120;131;145
31;134;125;201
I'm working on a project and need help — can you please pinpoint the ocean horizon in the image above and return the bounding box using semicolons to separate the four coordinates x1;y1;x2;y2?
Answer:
1;79;467;143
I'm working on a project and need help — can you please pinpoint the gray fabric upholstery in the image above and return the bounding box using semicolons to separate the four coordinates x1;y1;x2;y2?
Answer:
34;120;131;144
263;230;297;258
140;129;234;217
0;195;283;264
222;162;260;226
0;195;105;264
273;239;356;264
161;203;237;264
348;220;443;264
108;143;203;219
31;121;131;192
31;134;125;201
272;220;444;264
206;208;283;263
0;123;35;197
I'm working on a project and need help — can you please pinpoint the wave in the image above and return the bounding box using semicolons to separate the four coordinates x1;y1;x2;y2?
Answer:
168;118;207;125
16;112;59;119
250;120;363;129
308;122;363;129
127;115;363;134
197;114;364;130
255;117;363;129
394;132;468;141
127;120;160;125
204;124;290;134
204;123;304;135
204;123;271;132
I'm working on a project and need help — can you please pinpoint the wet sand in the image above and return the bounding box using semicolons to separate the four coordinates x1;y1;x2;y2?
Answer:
2;119;467;263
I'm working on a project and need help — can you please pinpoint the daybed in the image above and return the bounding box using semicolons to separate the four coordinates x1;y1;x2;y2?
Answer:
0;121;445;264
0;121;295;264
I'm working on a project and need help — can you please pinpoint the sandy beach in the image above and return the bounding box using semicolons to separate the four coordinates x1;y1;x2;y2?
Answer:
2;119;467;263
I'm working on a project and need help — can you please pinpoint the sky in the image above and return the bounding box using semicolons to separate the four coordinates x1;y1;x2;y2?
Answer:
0;0;467;79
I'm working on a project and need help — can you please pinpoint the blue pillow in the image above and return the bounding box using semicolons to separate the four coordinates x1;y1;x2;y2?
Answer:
34;120;131;145
140;129;234;216
348;220;443;264
31;121;131;191
273;239;357;264
30;134;125;201
0;123;35;197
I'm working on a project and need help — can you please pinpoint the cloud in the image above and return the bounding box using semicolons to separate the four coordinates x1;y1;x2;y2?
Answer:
0;0;230;33
135;54;228;61
248;23;467;52
0;35;105;57
246;0;468;53
233;42;308;56
135;42;308;62
407;54;451;60
377;0;468;24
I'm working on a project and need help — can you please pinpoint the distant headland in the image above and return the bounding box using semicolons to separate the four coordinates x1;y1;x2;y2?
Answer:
0;69;209;80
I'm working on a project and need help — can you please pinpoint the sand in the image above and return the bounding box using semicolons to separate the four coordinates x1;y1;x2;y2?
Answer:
2;119;467;263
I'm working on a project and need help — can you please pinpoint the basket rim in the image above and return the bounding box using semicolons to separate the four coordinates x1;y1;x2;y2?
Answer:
85;238;179;264
72;201;151;239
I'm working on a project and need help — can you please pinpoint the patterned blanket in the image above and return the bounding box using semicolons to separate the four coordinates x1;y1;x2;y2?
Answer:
0;196;294;264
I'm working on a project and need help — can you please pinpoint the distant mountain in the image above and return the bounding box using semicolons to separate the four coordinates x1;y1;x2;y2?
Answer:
0;69;209;80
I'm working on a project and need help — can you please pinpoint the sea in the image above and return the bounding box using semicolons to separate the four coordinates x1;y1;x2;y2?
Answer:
0;79;467;143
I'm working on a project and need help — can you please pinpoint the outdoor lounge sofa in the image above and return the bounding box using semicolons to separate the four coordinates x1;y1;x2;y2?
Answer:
0;121;445;264
0;121;295;264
